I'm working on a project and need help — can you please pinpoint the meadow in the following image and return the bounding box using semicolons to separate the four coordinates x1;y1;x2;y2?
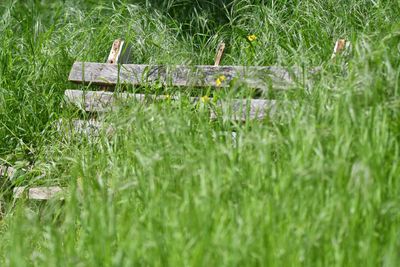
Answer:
0;0;399;266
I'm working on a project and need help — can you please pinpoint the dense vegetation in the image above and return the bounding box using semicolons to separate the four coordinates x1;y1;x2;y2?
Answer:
0;0;399;266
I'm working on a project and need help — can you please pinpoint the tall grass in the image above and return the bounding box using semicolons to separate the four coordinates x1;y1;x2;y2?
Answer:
0;0;399;266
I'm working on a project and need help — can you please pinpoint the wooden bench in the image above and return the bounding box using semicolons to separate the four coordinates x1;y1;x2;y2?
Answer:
64;39;300;121
12;38;350;200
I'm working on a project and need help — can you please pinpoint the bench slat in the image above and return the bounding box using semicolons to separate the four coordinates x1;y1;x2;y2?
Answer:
0;165;15;178
55;119;114;136
64;90;280;120
68;62;298;90
14;186;64;200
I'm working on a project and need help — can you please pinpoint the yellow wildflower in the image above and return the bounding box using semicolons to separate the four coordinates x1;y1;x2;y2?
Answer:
215;75;226;87
247;34;257;42
165;94;171;100
201;95;210;103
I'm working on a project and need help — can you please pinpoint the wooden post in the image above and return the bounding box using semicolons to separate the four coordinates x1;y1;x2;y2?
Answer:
106;39;125;64
214;41;225;66
331;39;350;59
101;40;122;91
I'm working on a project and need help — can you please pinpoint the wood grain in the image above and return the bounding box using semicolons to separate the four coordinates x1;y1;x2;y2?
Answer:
0;165;15;178
68;62;299;90
214;42;225;66
331;39;350;59
13;186;64;200
56;119;114;136
107;39;124;64
64;89;280;120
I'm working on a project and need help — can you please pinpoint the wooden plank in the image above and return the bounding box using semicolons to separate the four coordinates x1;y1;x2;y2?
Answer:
213;131;238;144
56;118;113;136
13;186;64;200
58;119;238;145
64;90;280;120
210;98;279;121
64;90;155;112
68;62;298;90
13;187;25;198
0;165;15;178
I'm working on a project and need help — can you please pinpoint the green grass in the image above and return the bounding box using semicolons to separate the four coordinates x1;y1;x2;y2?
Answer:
0;0;400;266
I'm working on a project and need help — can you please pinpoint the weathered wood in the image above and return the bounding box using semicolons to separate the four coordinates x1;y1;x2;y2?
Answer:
331;39;350;59
0;165;15;178
56;119;114;136
213;131;238;144
210;98;279;121
65;90;158;112
13;186;64;200
68;62;298;90
58;119;239;145
214;42;225;66
105;40;124;97
64;89;280;120
107;39;125;64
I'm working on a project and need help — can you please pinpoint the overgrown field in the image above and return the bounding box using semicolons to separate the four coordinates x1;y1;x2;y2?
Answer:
0;0;400;266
